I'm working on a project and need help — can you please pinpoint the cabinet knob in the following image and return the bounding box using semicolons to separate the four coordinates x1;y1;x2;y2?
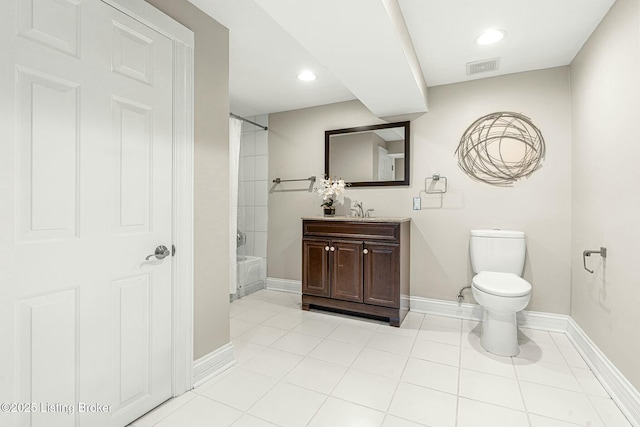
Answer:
363;248;369;254
325;246;330;251
330;246;335;252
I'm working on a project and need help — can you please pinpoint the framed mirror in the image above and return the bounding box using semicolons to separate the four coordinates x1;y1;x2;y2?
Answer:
325;121;410;187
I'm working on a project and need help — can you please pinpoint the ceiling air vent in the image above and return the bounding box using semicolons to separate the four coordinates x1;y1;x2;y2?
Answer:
467;58;500;76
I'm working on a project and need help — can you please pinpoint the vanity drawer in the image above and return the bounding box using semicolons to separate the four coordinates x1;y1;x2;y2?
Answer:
303;220;399;242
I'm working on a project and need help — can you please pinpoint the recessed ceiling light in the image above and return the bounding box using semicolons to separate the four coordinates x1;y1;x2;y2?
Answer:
297;70;317;81
475;29;506;46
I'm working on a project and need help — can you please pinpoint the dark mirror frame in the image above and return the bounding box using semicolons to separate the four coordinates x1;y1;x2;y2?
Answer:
325;121;410;187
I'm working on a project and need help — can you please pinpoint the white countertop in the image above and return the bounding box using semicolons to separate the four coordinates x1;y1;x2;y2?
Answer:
301;216;411;223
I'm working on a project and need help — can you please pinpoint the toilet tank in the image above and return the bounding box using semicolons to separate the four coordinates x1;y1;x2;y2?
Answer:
470;229;526;276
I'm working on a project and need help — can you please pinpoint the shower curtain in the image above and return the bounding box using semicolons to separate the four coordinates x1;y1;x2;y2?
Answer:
229;117;243;294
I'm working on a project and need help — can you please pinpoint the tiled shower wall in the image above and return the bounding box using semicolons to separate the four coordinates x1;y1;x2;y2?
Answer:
237;114;269;259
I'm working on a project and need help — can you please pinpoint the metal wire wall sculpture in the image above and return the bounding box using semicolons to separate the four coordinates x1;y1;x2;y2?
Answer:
455;112;546;186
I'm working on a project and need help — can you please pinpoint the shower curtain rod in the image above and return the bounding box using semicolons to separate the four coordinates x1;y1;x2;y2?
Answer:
230;112;268;131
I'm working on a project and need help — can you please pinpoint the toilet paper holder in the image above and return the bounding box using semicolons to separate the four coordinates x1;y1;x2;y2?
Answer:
583;247;607;273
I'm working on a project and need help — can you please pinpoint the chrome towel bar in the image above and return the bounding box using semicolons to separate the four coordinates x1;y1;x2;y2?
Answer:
424;174;448;194
272;176;316;184
271;176;316;193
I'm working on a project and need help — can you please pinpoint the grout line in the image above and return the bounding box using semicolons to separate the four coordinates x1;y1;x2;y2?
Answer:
228;289;625;427
511;352;534;427
302;391;330;427
301;324;371;426
236;344;306;425
454;317;464;427
128;392;199;427
553;342;610;427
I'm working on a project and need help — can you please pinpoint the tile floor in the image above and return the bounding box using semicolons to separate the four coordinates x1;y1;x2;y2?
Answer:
130;289;633;427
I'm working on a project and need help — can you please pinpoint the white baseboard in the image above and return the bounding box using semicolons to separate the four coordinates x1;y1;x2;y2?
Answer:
566;318;640;426
259;279;639;424
408;296;569;332
409;295;638;424
409;296;484;321
517;309;569;332
192;343;235;389
266;277;301;294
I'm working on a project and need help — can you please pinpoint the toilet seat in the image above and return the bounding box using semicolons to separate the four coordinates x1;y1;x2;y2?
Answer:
472;271;531;297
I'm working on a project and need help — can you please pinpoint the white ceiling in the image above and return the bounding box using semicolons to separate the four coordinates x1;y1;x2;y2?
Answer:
187;0;615;118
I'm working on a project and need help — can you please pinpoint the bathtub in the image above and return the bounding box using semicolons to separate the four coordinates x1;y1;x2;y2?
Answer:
236;255;266;297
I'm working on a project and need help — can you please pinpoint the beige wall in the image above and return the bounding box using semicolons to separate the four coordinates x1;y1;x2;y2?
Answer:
268;67;573;314
145;0;230;359
571;0;640;390
330;132;375;182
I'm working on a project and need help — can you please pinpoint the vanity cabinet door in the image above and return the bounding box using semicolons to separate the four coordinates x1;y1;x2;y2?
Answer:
363;242;400;308
302;238;330;297
330;240;364;303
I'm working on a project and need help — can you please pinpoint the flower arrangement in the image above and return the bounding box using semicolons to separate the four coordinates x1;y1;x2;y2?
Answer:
315;177;347;208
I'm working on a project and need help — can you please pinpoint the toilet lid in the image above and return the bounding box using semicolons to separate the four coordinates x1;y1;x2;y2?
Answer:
472;271;532;297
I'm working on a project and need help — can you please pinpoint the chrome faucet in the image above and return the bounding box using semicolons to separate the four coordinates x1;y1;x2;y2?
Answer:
237;230;247;247
350;202;374;217
351;201;364;217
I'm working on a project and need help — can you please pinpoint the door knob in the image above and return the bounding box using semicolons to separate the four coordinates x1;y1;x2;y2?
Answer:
146;245;171;261
325;246;330;252
363;249;369;254
330;246;335;252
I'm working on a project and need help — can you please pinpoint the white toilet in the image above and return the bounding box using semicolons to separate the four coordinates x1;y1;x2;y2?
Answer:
470;229;532;356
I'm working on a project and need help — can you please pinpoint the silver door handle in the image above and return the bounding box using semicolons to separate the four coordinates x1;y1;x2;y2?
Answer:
146;245;170;261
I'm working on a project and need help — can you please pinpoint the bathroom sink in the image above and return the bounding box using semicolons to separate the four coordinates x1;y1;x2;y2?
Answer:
301;215;410;223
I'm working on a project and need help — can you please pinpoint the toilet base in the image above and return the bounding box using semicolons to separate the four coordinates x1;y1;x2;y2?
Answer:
480;309;520;357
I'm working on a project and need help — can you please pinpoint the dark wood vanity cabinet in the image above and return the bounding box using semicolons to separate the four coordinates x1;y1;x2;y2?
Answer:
301;219;410;326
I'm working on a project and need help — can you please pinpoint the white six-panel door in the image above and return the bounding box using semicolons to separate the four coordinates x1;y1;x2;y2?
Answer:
1;0;175;426
377;146;395;181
